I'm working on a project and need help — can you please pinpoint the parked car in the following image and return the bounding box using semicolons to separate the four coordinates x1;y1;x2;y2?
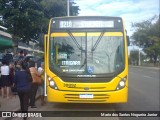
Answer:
0;53;4;65
23;55;38;62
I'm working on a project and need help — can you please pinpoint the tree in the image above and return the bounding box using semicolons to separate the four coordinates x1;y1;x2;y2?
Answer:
0;0;79;45
131;16;160;65
0;0;44;44
40;0;79;17
129;50;146;65
129;50;139;65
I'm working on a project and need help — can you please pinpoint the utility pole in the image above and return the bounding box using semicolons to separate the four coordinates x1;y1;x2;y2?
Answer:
67;0;70;16
138;48;141;66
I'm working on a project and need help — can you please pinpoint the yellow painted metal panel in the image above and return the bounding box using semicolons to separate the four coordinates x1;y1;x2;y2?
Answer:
46;17;128;103
51;32;123;37
47;86;128;103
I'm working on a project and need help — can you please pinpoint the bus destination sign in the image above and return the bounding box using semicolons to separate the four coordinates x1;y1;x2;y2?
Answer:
59;20;114;28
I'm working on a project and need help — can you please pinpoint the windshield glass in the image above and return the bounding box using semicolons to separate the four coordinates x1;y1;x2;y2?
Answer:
49;32;124;75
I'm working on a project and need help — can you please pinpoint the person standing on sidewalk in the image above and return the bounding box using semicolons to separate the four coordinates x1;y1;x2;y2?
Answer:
38;62;46;105
0;60;10;99
13;61;32;120
29;60;41;108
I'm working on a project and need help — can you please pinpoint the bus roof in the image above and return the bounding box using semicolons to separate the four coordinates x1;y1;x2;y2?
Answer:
51;16;122;20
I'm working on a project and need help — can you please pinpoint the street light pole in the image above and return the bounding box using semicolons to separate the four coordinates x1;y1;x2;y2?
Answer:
67;0;70;16
139;48;141;66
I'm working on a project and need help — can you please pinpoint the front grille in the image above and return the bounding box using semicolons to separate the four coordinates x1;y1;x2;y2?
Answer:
60;77;113;83
73;87;106;91
67;100;106;102
64;94;110;103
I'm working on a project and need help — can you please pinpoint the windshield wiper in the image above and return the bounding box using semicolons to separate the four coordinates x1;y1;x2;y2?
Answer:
67;31;85;52
91;31;105;51
76;32;87;73
67;31;87;73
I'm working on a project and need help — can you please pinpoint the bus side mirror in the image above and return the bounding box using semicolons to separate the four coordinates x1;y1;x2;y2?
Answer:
127;36;130;46
44;34;48;53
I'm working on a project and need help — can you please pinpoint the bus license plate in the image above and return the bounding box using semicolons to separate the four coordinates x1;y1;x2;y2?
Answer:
79;94;93;98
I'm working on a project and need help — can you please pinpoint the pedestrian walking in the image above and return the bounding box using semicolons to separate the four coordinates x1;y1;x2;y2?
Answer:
38;62;46;105
0;60;10;99
29;60;41;108
13;61;32;120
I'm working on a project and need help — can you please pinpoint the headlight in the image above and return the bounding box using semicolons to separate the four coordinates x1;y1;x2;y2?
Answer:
48;77;58;90
50;81;55;86
116;76;127;90
119;81;125;87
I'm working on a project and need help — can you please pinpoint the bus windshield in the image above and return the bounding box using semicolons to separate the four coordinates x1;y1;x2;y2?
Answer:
49;32;124;75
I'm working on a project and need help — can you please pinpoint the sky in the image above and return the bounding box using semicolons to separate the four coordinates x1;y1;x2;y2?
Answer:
75;0;159;36
74;0;159;53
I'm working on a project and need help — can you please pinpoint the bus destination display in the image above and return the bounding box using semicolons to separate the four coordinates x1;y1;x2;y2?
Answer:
59;20;114;28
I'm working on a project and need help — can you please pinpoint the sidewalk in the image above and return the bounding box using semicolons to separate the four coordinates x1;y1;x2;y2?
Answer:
0;93;20;111
0;91;40;120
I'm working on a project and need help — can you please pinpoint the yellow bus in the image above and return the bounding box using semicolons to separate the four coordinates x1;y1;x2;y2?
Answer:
44;16;129;103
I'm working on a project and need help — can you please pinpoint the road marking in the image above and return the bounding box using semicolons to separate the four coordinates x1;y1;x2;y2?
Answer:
143;75;152;79
150;71;157;74
130;65;160;70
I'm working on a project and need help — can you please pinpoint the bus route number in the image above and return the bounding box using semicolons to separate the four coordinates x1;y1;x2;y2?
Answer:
64;83;76;88
60;21;72;28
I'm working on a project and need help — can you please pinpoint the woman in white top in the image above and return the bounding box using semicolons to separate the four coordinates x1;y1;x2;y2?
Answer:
0;60;10;98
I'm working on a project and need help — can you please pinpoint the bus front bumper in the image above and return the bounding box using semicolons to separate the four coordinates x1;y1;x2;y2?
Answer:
47;86;128;103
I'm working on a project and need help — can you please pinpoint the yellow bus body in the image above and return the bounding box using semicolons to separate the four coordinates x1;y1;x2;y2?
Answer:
46;71;128;103
44;16;128;103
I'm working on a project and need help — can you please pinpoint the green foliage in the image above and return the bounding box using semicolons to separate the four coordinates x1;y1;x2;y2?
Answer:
40;0;79;17
129;50;139;65
0;0;44;43
0;0;79;44
131;15;160;64
129;50;146;65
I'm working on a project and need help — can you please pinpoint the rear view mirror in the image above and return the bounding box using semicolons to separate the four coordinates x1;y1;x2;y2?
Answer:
127;36;130;46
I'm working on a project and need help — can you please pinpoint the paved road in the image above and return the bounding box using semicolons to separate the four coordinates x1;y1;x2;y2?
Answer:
114;66;160;120
114;66;159;111
1;66;159;120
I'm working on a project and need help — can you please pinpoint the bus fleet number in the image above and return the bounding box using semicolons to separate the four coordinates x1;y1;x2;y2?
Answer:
60;21;72;28
64;83;76;88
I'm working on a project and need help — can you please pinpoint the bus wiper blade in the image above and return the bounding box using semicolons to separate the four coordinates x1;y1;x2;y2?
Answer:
77;59;87;73
91;31;105;51
68;31;85;52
